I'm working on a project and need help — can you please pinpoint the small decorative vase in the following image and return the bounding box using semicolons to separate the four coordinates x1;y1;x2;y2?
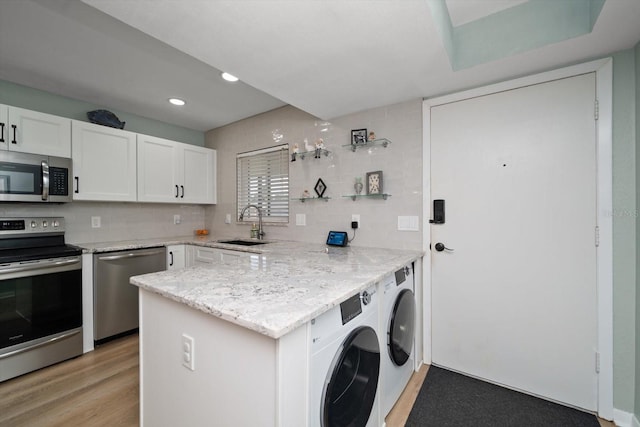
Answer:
354;178;363;195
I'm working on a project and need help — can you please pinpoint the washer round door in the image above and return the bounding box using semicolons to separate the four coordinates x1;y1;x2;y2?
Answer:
388;289;416;366
322;325;380;427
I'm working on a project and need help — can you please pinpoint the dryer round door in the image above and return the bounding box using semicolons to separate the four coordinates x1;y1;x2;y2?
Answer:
388;289;416;366
322;325;380;427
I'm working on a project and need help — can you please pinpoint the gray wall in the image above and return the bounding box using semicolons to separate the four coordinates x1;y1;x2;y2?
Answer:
612;49;638;415
635;39;640;422
0;79;204;146
205;102;423;251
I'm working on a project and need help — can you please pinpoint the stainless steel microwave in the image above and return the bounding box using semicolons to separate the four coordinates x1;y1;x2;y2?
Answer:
0;151;72;203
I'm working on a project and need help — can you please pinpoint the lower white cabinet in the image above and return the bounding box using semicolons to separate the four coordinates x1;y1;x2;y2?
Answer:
167;245;186;270
71;120;137;201
187;246;253;267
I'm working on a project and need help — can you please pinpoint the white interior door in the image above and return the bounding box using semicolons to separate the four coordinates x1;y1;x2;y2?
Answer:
430;73;598;410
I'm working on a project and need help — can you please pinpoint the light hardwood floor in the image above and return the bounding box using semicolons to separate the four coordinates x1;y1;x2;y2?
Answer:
0;335;139;427
0;334;617;427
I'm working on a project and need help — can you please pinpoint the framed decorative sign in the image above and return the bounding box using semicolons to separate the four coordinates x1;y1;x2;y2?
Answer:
366;171;383;195
351;128;367;146
314;178;327;198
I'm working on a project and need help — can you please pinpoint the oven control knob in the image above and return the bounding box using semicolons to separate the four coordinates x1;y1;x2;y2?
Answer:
42;221;48;228
53;220;59;228
31;221;37;228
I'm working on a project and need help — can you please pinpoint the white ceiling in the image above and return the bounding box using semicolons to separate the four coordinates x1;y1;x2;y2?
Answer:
445;0;528;27
1;0;639;132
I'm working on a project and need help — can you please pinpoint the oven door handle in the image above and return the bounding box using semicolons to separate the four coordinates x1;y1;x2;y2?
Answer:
0;329;81;361
0;257;81;276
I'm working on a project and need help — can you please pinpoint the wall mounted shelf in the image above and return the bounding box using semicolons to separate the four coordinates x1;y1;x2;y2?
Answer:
342;138;391;152
292;196;330;202
293;149;330;160
342;194;391;201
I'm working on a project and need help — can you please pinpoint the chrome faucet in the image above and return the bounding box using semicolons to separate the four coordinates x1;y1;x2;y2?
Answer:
239;204;265;240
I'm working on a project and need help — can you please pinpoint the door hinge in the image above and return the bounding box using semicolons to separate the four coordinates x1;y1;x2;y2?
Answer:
595;351;600;373
594;99;599;121
595;226;600;247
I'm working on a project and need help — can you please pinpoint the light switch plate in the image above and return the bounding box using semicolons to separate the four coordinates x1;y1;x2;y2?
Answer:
182;334;195;371
296;213;306;226
397;216;419;231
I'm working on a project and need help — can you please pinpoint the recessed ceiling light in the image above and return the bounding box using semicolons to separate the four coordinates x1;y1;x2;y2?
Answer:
168;98;186;106
221;72;239;82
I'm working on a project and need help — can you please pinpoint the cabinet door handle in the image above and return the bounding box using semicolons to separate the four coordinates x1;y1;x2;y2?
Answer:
180;185;184;198
169;251;174;266
175;185;179;198
74;177;79;194
0;122;4;143
11;124;17;144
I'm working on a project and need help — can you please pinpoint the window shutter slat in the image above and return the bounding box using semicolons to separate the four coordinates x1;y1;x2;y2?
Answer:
237;144;289;223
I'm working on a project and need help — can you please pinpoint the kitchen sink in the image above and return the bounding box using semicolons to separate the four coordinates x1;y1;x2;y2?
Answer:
217;239;268;246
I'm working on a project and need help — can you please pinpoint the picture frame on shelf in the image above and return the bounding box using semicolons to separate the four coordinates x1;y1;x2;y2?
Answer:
314;178;327;198
366;171;383;195
351;128;368;146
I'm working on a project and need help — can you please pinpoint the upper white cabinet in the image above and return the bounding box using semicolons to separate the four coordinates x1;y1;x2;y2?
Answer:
0;106;7;148
137;134;216;204
0;104;71;157
182;144;216;204
71;120;137;201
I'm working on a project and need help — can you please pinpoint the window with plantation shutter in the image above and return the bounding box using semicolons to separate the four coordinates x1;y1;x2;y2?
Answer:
237;144;289;223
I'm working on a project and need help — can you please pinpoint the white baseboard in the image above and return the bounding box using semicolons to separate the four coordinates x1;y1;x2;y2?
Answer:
613;408;639;427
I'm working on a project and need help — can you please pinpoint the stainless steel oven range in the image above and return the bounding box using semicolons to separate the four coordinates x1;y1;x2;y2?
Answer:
0;217;83;382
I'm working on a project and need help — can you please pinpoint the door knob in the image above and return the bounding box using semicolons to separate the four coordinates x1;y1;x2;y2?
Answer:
434;242;454;252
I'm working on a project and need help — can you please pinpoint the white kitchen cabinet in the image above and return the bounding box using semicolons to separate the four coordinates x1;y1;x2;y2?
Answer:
137;134;216;204
71;120;137;201
182;144;216;204
166;245;186;270
0;106;7;149
190;246;215;265
0;104;71;157
187;246;254;267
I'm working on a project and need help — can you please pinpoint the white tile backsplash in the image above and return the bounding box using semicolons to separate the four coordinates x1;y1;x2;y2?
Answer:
205;100;423;250
0;202;204;245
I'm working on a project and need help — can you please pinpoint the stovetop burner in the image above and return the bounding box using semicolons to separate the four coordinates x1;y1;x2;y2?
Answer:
0;244;83;265
0;217;82;264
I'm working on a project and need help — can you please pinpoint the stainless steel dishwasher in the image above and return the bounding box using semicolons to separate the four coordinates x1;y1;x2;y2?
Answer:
93;247;166;343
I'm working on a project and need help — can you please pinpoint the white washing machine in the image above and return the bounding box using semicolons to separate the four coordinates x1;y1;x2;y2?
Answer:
380;263;416;418
310;284;381;427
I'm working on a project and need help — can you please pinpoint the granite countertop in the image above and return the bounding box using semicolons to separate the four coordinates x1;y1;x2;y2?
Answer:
75;236;423;340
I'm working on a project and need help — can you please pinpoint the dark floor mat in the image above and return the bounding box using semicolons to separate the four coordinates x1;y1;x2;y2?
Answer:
405;366;600;427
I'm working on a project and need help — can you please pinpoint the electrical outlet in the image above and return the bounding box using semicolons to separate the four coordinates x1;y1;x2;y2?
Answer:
173;214;181;225
296;213;306;226
91;216;101;228
351;214;360;228
225;214;232;224
182;334;195;371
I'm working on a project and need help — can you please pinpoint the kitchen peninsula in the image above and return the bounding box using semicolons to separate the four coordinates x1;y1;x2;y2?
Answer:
125;239;422;426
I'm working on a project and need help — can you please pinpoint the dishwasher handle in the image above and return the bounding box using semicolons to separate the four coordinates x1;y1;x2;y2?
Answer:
97;249;166;261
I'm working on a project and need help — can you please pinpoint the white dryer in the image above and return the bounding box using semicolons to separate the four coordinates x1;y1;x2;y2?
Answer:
380;263;416;417
310;284;381;427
